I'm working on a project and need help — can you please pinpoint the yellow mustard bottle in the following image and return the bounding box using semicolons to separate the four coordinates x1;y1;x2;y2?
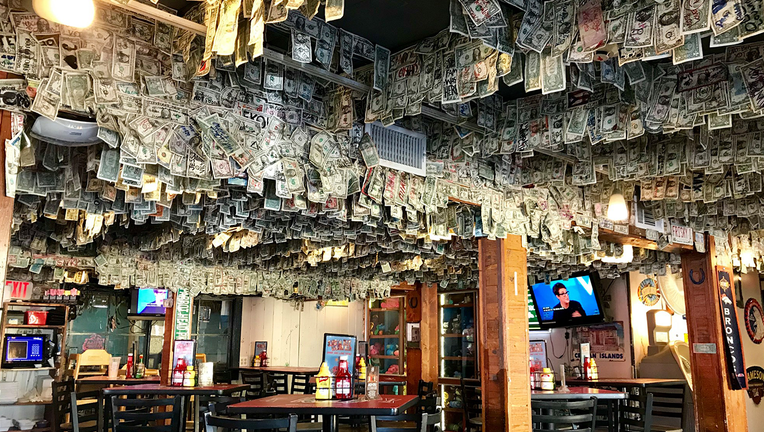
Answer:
358;357;367;380
315;362;333;400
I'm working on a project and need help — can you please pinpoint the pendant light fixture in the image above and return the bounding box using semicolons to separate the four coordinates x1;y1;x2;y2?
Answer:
607;193;628;222
32;0;95;29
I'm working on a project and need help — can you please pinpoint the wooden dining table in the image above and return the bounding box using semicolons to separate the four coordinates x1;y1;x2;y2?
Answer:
236;366;320;374
76;375;161;385
103;383;249;432
566;377;686;388
228;394;419;432
532;387;626;432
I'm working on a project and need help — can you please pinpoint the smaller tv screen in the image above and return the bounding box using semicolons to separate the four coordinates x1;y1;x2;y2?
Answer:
4;335;44;363
133;288;168;315
530;272;604;328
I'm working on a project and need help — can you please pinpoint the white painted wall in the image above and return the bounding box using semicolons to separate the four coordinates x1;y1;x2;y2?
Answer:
629;270;687;369
532;276;633;378
737;271;764;432
239;297;366;368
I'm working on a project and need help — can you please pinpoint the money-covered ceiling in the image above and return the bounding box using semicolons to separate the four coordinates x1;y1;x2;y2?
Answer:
4;0;764;299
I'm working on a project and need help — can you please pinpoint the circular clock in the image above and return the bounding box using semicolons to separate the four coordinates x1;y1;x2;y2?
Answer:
745;298;764;344
638;278;660;307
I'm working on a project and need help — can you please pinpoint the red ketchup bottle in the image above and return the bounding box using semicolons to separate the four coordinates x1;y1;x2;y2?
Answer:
335;356;352;400
126;353;134;379
172;358;186;386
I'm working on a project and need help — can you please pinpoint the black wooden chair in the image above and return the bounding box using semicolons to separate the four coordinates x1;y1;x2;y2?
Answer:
531;397;598;432
52;380;75;432
110;395;183;432
269;372;289;395
417;380;435;397
618;392;654;431
369;411;440;432
204;396;244;416
240;370;266;399
291;374;312;394
645;385;686;431
70;390;100;432
461;380;482;432
204;412;298;432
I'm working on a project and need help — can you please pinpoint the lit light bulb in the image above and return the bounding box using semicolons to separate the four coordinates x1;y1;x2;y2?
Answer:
33;0;95;29
607;193;628;222
655;310;673;328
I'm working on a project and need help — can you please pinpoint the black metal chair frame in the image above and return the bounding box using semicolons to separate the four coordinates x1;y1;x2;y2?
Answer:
203;411;298;432
531;397;598;432
110;395;183;432
70;390;100;432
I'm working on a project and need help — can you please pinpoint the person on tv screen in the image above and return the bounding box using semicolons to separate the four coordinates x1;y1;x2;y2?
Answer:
552;282;586;323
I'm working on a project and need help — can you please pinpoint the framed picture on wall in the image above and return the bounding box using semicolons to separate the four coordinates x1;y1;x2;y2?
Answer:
529;340;548;370
172;339;196;370
322;333;357;376
254;341;267;358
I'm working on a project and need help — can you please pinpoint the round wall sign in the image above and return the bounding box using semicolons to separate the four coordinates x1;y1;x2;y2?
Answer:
638;278;660;307
745;298;764;344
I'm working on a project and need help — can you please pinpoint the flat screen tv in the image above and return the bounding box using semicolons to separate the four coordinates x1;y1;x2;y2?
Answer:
131;288;168;317
530;272;605;329
2;335;47;368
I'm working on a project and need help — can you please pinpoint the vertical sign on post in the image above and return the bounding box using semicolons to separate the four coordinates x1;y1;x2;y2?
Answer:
717;267;748;390
174;287;193;340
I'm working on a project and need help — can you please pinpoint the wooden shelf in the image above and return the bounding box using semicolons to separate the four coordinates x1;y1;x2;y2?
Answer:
369;308;401;312
370;355;399;359
5;324;65;329
442;407;463;413
0;367;56;371
369;334;400;338
442;334;468;338
441;356;475;361
4;302;67;308
441;303;474;309
0;400;52;405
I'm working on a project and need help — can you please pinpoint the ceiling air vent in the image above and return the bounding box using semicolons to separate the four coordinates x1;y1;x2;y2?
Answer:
635;200;665;232
364;122;426;176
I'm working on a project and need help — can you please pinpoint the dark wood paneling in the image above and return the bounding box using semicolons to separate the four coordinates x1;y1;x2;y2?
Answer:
681;239;748;432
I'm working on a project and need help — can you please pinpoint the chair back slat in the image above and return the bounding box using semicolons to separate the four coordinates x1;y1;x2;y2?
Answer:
203;412;297;432
291;374;311;394
70;391;100;432
618;392;654;431
647;384;687;430
239;371;265;399
53;380;75;432
110;395;182;432
269;373;288;394
531;397;598;431
370;412;438;432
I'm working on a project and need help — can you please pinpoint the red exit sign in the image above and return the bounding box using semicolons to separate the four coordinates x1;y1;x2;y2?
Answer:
5;280;33;300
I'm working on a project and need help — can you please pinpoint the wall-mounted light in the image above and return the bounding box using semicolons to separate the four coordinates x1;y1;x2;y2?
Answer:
654;309;673;328
33;0;95;29
607;193;629;222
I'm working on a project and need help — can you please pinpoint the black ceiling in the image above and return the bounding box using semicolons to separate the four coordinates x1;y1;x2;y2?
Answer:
158;0;450;52
156;0;527;97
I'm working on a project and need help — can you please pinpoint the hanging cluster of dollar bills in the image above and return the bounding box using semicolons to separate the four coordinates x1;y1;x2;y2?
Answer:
5;0;764;295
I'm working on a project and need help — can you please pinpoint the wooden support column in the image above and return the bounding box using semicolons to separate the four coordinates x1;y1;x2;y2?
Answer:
681;238;748;432
406;286;422;392
0;72;20;303
478;236;530;431
160;291;176;386
420;283;439;385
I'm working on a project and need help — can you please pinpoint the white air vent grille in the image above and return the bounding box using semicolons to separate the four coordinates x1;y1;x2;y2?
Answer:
635;201;665;232
365;122;427;176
